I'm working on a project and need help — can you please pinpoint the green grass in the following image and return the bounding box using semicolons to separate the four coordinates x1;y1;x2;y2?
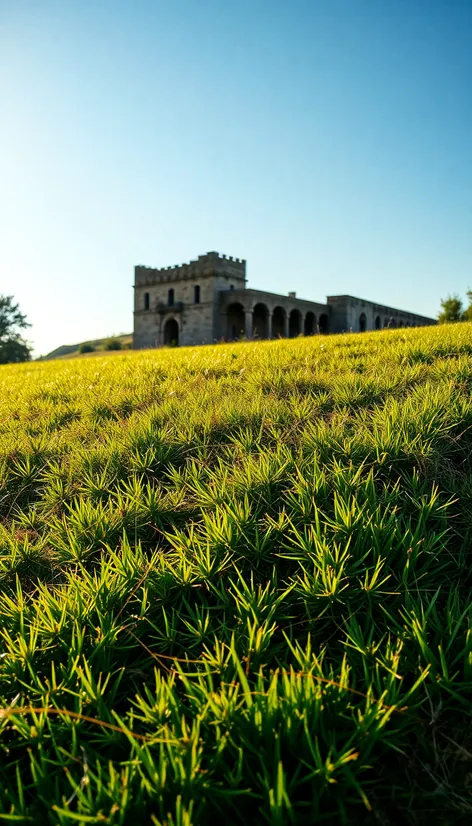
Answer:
1;324;472;824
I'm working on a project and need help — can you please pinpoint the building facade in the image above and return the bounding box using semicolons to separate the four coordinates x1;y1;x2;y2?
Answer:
133;252;436;348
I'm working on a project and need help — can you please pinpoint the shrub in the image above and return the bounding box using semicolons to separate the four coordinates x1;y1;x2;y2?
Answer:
103;336;122;351
79;342;95;354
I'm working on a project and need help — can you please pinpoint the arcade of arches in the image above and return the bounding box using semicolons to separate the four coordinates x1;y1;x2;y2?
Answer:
158;302;426;348
225;302;328;341
358;313;421;331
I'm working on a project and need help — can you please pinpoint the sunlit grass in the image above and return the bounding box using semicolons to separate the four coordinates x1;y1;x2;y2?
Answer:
1;324;472;823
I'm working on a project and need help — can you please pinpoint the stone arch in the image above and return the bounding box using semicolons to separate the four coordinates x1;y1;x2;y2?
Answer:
163;317;179;346
226;302;245;340
390;318;397;328
359;312;367;333
289;309;302;338
318;313;329;334
272;306;286;338
253;303;269;338
375;315;381;330
304;311;316;335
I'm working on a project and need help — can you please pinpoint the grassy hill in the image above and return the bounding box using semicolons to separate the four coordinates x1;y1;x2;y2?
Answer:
1;325;472;823
41;333;132;360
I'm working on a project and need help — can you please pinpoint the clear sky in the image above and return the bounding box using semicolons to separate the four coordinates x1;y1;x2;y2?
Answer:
2;0;471;355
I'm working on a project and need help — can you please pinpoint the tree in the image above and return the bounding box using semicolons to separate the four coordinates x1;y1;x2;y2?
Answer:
463;291;472;322
0;295;32;364
438;294;464;324
79;342;95;354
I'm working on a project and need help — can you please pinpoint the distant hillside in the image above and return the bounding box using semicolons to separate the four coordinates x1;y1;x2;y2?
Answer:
40;334;133;361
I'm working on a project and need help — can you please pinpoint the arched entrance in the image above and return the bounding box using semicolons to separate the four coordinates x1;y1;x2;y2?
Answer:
359;313;367;333
163;318;179;346
253;303;269;338
318;314;329;334
304;312;316;335
227;303;245;340
375;315;381;330
289;309;301;338
272;306;286;338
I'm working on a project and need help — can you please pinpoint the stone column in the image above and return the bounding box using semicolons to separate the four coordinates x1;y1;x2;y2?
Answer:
284;312;289;338
267;312;273;340
300;313;306;337
245;309;253;339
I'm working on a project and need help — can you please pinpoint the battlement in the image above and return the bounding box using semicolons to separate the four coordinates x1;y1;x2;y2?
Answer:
197;252;246;264
135;252;246;286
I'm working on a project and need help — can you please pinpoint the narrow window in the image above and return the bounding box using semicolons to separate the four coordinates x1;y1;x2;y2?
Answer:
144;292;150;311
168;288;174;306
194;285;200;304
229;285;234;290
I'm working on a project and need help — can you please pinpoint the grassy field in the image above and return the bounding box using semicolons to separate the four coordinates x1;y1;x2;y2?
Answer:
1;324;472;824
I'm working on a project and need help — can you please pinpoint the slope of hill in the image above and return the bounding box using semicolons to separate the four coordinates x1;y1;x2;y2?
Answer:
41;333;132;360
1;325;472;822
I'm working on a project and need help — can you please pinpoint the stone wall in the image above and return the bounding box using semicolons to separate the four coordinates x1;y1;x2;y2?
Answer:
133;313;161;349
327;295;436;333
180;304;214;346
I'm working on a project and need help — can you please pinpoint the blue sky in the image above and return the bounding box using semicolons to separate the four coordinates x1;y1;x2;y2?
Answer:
2;0;471;355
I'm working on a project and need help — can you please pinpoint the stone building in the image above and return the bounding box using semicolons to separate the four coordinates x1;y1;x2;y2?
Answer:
133;252;436;348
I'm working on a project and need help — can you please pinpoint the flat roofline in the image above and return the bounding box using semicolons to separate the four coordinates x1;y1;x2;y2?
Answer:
222;286;327;307
327;295;436;322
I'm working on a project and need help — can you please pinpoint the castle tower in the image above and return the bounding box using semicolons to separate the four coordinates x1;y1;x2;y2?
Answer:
133;252;246;348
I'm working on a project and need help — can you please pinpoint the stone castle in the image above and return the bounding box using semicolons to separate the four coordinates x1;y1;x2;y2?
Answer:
133;252;435;348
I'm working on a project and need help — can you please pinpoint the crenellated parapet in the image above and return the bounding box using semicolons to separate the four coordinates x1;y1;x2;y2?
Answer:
135;252;246;287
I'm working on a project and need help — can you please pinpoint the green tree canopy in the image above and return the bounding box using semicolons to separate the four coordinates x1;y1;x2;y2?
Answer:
438;294;464;324
462;290;472;322
0;295;32;364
